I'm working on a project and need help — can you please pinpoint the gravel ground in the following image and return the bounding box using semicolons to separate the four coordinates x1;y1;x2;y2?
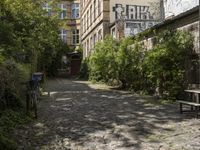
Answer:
14;78;200;150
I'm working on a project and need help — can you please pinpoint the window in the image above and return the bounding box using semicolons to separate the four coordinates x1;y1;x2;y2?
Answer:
111;27;116;39
42;3;52;16
72;30;79;45
98;0;101;15
90;5;92;26
59;29;67;43
87;11;89;29
85;13;88;29
90;36;93;49
72;4;79;19
83;15;86;33
88;9;90;27
93;34;97;45
58;4;67;19
94;0;96;19
98;29;102;40
87;39;89;55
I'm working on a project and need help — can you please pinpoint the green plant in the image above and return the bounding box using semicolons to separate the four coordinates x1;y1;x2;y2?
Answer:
86;30;193;99
79;57;89;79
88;36;119;82
0;110;32;150
0;60;31;110
143;30;193;99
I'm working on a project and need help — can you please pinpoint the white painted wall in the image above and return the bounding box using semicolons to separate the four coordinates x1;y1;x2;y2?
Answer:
164;0;199;18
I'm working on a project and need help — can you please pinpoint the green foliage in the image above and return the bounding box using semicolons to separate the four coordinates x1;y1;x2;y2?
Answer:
86;30;193;99
79;57;89;79
0;110;32;150
0;0;71;147
143;30;193;99
116;37;143;89
0;60;30;110
0;0;70;74
89;36;119;82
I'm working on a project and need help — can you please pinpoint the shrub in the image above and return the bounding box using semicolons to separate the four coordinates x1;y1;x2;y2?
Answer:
143;30;193;99
86;30;193;99
79;57;89;79
88;36;119;82
0;60;30;110
0;110;31;150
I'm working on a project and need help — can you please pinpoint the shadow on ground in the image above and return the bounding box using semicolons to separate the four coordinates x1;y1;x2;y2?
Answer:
15;78;200;150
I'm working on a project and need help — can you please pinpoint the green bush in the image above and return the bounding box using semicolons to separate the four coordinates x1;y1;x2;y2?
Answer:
0;60;30;110
143;30;193;99
79;57;89;79
0;110;31;150
89;36;119;82
86;30;193;99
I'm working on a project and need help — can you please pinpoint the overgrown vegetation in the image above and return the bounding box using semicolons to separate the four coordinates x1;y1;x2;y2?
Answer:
86;30;193;99
0;0;70;148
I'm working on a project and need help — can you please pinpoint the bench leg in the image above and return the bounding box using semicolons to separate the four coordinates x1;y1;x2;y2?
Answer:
180;103;183;114
191;106;194;111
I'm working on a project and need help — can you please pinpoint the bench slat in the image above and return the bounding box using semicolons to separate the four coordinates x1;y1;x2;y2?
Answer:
177;100;200;106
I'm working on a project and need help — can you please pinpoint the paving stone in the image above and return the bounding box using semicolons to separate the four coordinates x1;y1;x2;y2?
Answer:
13;79;200;150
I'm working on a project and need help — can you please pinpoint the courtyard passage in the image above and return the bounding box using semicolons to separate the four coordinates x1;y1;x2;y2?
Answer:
15;79;200;150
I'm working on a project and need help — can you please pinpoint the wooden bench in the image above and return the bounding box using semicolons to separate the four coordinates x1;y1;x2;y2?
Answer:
178;100;200;118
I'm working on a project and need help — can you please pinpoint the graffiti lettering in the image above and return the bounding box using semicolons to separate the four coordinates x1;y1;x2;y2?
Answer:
113;4;153;20
113;4;158;36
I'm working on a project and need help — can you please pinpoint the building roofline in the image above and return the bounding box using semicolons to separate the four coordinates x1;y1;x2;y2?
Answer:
151;6;199;30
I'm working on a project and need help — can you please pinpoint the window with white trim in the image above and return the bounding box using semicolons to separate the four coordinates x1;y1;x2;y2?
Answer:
98;29;102;40
58;4;67;19
90;5;92;26
98;0;101;15
59;29;67;43
94;0;96;19
71;4;79;19
43;3;52;16
72;29;79;45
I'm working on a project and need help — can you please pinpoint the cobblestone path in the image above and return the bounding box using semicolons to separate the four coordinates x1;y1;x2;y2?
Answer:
15;79;200;150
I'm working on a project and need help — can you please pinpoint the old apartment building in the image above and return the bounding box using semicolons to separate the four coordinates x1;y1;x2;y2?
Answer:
80;0;160;57
42;0;80;49
80;0;108;57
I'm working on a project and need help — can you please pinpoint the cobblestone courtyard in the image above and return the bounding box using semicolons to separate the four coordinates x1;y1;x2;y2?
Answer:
15;79;200;150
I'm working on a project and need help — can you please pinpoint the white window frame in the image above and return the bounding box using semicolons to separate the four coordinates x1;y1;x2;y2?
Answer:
59;29;67;43
58;4;67;19
72;29;79;45
71;3;79;19
43;3;52;16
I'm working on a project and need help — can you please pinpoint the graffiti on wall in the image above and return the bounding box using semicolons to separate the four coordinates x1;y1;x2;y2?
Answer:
164;0;199;18
113;4;158;36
